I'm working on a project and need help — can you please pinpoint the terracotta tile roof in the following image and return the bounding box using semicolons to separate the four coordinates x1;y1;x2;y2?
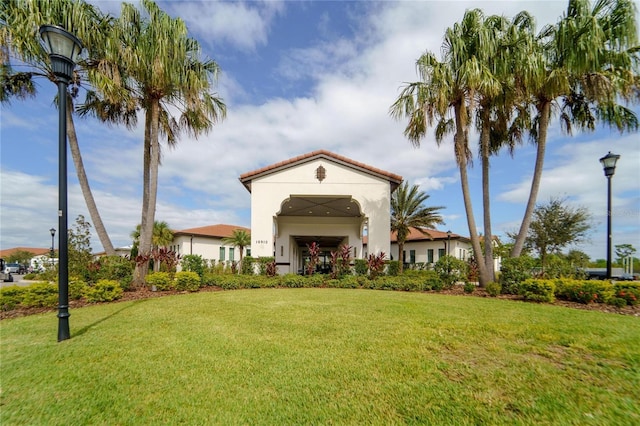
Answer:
173;224;250;239
363;228;469;244
239;150;403;191
392;228;466;242
0;247;52;258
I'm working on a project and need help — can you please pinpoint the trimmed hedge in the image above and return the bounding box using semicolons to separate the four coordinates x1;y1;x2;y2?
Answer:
175;271;201;292
85;280;123;303
519;279;555;303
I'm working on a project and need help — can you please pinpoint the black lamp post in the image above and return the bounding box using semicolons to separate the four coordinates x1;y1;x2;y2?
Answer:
447;230;452;256
40;25;83;342
599;151;620;280
49;228;56;260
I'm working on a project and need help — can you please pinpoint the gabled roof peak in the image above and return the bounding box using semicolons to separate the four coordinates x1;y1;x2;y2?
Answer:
239;150;402;192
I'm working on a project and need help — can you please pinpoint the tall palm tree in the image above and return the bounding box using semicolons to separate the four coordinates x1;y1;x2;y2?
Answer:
222;229;251;269
510;0;639;257
1;0;116;255
93;0;226;285
390;9;498;286
473;12;538;283
391;182;444;274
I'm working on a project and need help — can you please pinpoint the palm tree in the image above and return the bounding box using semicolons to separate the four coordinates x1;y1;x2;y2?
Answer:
391;182;444;274
510;0;639;257
473;12;537;283
222;229;251;269
92;0;226;285
390;9;497;286
1;0;116;255
130;220;175;272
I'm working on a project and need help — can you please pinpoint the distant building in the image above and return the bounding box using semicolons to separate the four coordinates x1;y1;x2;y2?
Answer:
171;224;251;265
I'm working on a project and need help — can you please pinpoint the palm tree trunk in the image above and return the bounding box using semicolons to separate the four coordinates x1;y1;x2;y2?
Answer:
134;109;154;286
455;103;489;287
65;97;116;256
480;117;495;283
511;100;551;258
398;241;405;274
142;100;160;273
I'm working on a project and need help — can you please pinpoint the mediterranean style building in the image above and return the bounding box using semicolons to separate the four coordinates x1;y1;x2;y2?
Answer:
97;151;475;273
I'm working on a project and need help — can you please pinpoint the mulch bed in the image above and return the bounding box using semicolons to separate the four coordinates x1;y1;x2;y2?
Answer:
2;285;638;320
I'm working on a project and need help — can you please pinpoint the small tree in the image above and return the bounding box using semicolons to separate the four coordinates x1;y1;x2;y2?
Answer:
222;229;251;271
510;198;592;273
68;215;93;279
306;242;321;275
6;250;35;265
615;244;636;273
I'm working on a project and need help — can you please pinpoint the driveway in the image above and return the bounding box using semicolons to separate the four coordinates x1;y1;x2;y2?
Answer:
1;274;32;288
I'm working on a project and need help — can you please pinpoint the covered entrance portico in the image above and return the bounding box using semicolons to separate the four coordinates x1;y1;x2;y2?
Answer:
277;195;365;274
240;150;402;274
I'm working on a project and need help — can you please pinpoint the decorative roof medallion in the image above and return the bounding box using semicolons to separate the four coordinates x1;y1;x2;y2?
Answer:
316;165;326;182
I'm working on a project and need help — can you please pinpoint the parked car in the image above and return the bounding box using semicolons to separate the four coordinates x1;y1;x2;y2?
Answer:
617;273;636;281
4;263;21;274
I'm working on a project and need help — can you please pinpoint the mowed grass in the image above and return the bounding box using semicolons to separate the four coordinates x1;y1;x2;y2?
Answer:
1;288;639;425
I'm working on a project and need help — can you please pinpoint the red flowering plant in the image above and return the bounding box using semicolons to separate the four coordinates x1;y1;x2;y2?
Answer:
614;284;640;306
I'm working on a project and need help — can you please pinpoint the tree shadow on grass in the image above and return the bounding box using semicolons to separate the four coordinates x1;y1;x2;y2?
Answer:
74;298;149;338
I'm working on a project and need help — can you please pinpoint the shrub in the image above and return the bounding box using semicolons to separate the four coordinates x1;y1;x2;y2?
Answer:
499;256;535;294
434;256;468;289
367;252;387;280
554;279;614;304
0;285;28;311
463;282;475;294
241;256;255;275
280;274;306;288
257;257;276;276
485;282;501;297
306;274;326;288
386;261;400;276
69;279;88;300
93;255;134;290
181;255;206;278
331;276;360;289
175;271;201;292
354;259;368;276
519;279;555;303
146;272;174;291
214;275;242;290
613;283;640;306
85;280;123;303
21;282;58;308
608;297;627;308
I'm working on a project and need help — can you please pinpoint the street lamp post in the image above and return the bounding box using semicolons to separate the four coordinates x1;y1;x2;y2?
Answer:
49;228;56;260
39;25;83;342
599;151;620;280
447;230;452;256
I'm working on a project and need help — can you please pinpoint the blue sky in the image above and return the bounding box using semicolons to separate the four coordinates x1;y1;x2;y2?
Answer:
1;0;639;260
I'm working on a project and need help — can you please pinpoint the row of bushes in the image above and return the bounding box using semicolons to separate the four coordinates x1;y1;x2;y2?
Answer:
0;279;124;311
4;270;637;313
488;278;639;306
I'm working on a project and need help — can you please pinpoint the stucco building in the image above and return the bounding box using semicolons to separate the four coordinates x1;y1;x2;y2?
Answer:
239;150;403;274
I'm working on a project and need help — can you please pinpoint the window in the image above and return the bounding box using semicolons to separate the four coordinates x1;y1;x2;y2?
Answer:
229;247;235;261
409;250;416;264
438;248;445;259
427;249;434;263
402;250;406;263
219;247;225;261
247;248;251;257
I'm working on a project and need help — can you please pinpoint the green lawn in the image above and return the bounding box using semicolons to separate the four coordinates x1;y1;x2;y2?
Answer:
1;288;639;425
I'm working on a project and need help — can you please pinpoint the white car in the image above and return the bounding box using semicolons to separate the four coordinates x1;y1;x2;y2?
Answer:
4;263;21;274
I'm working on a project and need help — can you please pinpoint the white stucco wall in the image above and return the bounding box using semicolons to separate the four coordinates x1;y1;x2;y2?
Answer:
172;235;242;264
390;240;471;265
